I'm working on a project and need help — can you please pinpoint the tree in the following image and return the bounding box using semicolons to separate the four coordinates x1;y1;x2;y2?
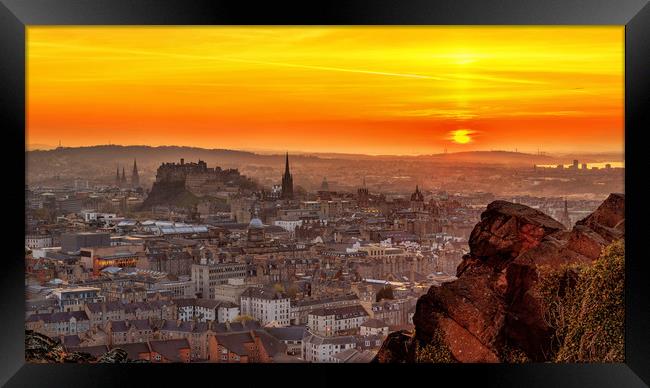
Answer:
286;285;298;298
234;314;255;323
376;285;394;302
273;283;285;293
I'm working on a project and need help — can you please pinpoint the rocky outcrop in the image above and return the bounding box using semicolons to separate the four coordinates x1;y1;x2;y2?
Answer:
141;180;200;210
25;330;144;363
574;193;624;242
372;330;416;363
374;193;624;363
25;331;96;363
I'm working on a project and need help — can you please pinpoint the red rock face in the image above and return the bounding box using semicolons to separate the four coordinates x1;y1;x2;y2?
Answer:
461;201;566;275
374;194;625;363
575;193;625;243
438;316;500;363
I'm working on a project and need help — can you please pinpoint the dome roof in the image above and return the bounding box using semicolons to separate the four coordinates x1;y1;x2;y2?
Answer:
249;218;264;229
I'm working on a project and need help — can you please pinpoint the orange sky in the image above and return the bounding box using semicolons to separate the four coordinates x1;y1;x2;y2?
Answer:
27;26;624;155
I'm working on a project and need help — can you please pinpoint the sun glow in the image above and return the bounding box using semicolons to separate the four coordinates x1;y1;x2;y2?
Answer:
450;129;474;144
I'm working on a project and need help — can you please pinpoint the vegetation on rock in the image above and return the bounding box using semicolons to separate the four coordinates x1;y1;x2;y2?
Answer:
413;327;455;363
539;239;624;362
498;343;531;363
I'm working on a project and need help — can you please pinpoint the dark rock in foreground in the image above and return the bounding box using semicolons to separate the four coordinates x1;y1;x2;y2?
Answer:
25;330;146;363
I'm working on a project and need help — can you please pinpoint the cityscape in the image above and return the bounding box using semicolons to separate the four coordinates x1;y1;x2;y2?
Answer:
25;26;624;363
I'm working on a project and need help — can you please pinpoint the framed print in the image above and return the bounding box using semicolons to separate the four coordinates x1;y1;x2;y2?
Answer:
1;0;648;387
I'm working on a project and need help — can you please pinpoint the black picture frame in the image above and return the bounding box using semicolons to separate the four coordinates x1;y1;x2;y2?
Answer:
1;1;648;387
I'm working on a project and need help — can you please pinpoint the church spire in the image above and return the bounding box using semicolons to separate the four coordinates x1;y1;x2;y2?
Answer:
284;152;290;175
131;158;140;189
281;152;294;200
410;184;424;203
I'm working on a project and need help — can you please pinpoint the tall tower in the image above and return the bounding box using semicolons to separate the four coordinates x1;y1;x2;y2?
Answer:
121;167;127;185
320;177;329;192
131;158;140;188
281;152;294;200
115;166;121;187
357;177;369;207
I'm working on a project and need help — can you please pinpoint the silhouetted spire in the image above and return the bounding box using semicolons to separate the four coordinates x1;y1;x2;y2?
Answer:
411;185;424;202
131;158;140;188
284;152;290;175
281;152;293;200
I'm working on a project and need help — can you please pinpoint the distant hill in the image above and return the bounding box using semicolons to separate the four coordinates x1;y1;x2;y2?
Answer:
27;145;565;167
26;143;57;151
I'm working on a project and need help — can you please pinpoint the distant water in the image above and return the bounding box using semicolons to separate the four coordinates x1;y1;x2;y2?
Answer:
536;161;624;169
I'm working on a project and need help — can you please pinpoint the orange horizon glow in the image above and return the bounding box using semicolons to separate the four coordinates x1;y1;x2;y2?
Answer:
27;26;624;155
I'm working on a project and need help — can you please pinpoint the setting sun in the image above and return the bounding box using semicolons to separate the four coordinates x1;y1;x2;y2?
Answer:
450;129;473;144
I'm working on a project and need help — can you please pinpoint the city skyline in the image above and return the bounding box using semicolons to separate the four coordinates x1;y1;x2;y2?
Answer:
27;26;623;155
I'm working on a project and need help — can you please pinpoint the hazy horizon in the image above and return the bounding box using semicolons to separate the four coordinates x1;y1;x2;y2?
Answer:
25;142;624;160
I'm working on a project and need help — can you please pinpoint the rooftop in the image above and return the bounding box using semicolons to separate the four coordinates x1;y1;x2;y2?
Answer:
241;287;288;301
361;318;388;328
309;304;369;319
149;338;190;362
264;326;307;341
